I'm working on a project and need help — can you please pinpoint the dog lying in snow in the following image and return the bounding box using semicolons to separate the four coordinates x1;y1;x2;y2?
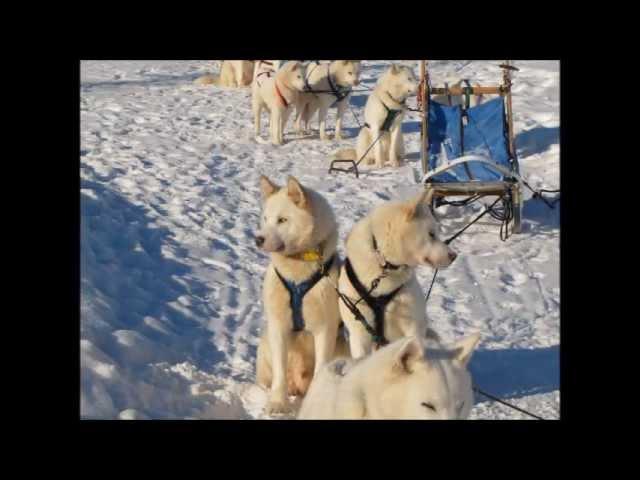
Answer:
331;64;418;168
338;189;457;359
297;331;480;419
194;61;255;87
294;60;362;140
252;61;307;145
254;175;343;414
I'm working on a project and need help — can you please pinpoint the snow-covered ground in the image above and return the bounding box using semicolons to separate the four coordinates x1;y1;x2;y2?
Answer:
80;60;560;420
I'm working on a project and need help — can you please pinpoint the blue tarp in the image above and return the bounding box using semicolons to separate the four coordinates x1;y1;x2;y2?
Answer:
427;97;513;182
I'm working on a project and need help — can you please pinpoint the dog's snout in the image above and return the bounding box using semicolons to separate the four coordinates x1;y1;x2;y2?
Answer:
448;251;458;263
354;79;360;86
255;235;265;247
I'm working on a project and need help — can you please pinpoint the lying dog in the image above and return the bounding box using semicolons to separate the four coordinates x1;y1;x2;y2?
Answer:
254;175;342;414
297;332;481;419
338;189;457;359
252;61;306;145
194;61;255;87
294;60;361;140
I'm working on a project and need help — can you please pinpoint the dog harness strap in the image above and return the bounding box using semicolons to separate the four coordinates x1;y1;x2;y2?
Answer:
344;257;403;345
274;255;335;332
378;94;404;132
275;81;289;108
327;64;352;106
371;235;403;270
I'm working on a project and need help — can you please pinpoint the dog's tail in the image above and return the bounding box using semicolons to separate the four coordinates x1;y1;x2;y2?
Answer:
193;74;221;86
330;148;357;161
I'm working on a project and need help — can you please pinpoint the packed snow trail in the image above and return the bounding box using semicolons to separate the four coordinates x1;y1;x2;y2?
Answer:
81;60;559;419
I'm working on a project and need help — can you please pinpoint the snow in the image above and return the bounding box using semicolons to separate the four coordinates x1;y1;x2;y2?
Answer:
80;60;559;420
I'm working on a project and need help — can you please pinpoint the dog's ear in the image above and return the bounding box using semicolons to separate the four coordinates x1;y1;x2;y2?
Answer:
391;337;423;375
390;64;399;75
405;190;432;221
260;175;279;201
287;176;310;210
290;61;303;72
450;332;481;367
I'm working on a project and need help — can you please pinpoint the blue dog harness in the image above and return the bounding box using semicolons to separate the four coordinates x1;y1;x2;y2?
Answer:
274;255;336;332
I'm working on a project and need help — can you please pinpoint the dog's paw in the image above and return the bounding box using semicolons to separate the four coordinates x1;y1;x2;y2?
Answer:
266;399;293;415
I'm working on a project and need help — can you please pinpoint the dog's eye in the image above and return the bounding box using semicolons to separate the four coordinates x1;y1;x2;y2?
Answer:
421;402;436;412
277;217;288;224
429;232;436;239
348;72;353;75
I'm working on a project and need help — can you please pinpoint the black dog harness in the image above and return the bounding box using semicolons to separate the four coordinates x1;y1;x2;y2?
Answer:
274;255;335;332
326;65;352;107
363;92;406;132
303;62;352;107
255;60;276;88
343;251;405;346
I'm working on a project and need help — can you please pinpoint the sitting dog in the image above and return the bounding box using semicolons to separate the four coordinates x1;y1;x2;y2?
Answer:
254;175;342;414
338;189;457;359
331;64;418;168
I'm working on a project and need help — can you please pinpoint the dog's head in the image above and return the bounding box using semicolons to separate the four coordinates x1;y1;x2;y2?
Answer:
371;190;457;269
332;60;362;87
383;64;419;100
255;175;336;256
280;61;307;92
374;334;480;419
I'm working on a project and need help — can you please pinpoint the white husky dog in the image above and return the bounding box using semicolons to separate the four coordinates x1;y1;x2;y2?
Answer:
331;64;419;168
252;61;306;145
338;189;457;359
194;61;255;87
294;60;362;140
297;332;481;419
254;175;342;414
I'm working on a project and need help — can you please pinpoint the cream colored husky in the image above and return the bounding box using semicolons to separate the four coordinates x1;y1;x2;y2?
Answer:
254;175;343;414
194;61;255;87
294;60;362;140
252;61;307;145
338;189;457;359
297;332;481;419
331;64;419;168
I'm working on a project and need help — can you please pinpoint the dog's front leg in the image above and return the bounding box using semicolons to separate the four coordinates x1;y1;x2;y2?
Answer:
347;319;374;359
271;109;283;145
281;107;294;144
372;126;385;168
313;324;338;376
389;124;402;167
266;326;291;414
294;103;305;137
318;105;330;140
334;98;348;140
